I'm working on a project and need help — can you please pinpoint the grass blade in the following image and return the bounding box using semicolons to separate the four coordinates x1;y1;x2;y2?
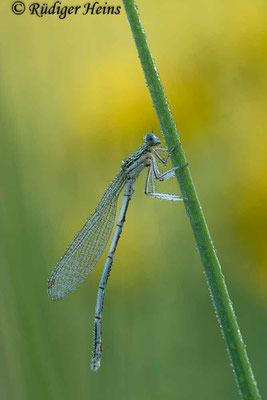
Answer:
122;1;262;398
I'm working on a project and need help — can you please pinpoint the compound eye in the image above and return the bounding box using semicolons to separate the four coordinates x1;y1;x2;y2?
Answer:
144;132;160;146
145;133;154;143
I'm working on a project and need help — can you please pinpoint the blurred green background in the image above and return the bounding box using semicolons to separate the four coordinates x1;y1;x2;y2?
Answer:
0;0;266;399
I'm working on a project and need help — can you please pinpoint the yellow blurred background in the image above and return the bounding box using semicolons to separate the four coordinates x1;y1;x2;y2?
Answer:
0;0;266;399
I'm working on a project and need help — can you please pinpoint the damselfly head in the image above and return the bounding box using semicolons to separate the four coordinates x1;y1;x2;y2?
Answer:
144;133;161;147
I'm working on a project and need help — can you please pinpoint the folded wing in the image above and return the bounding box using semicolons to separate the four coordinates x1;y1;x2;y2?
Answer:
47;171;126;300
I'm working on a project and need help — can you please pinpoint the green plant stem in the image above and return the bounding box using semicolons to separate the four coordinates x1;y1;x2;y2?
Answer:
122;1;261;399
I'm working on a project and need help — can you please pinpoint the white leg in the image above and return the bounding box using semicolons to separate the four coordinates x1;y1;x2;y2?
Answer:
153;144;178;165
145;164;184;202
153;148;168;165
152;156;188;181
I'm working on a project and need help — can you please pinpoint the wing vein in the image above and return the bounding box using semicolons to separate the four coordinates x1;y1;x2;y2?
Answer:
47;171;127;300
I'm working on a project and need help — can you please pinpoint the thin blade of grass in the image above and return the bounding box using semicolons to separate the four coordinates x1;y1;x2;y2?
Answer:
122;1;262;399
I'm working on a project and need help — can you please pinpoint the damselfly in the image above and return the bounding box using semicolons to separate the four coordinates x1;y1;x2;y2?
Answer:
47;133;186;371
